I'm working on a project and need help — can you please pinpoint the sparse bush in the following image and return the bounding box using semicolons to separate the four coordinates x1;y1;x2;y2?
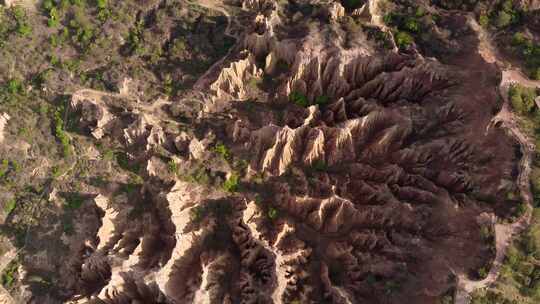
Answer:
163;74;174;95
394;31;414;48
4;199;16;214
12;6;32;36
223;173;239;193
96;0;111;22
311;159;328;172
289;92;330;108
478;14;489;27
214;143;231;160
289;91;309;107
0;159;9;179
314;95;329;106
63;192;85;209
6;78;23;95
495;11;512;28
509;84;537;115
185;165;211;185
167;160;178;174
268;207;278;220
1;261;18;288
170;37;187;58
52;106;72;157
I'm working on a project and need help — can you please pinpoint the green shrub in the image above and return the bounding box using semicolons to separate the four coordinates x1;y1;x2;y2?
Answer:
478;14;489;27
314;95;329;106
394;31;414;48
64;192;85;209
4;199;16;214
6;79;23;95
289;91;309;107
1;261;18;288
52;106;72;157
0;159;9;179
512;32;526;46
509;84;537;115
223;173;239;193
163;74;174;95
47;7;60;27
96;0;111;22
12;6;32;36
268;207;278;220
167;160;178;174
170;37;187;58
495;11;512;28
477;267;488;279
404;18;420;33
214;143;231;160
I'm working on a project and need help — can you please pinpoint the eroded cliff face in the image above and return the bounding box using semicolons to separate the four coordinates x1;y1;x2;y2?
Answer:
8;1;525;304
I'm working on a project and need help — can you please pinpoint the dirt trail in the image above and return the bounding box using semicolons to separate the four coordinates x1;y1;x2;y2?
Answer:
453;16;540;304
72;88;177;126
193;0;241;91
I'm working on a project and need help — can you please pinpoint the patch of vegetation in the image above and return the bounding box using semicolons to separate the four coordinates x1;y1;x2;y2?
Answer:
167;159;178;175
114;152;140;174
394;31;414;49
508;84;539;123
471;290;519;304
289;91;330;108
1;260;19;289
222;173;239;193
125;19;144;56
11;6;32;36
511;33;540;80
477;209;540;303
214;143;231;160
483;0;524;29
267;207;278;220
0;78;26;105
52;105;72;157
2;196;16;217
289;91;309;107
184;165;211;186
384;8;426;49
0;159;10;180
62;192;85;209
383;5;449;55
4;198;16;214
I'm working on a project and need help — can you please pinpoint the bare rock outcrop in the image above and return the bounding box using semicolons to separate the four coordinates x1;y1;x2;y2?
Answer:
0;112;9;144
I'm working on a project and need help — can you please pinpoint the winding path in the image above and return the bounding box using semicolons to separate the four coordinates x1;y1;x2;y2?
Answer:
192;0;241;91
453;16;540;304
